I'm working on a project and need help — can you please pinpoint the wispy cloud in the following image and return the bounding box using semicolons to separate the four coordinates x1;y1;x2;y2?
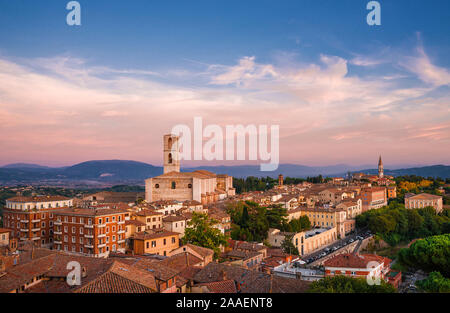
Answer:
0;42;449;166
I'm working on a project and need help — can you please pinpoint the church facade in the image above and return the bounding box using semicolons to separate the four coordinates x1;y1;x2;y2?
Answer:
145;134;235;204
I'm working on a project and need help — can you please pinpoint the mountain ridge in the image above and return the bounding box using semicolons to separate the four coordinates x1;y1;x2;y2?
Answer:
0;160;449;185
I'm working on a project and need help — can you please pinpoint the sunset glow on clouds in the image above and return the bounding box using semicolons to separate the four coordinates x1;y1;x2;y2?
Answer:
0;1;448;168
0;41;448;167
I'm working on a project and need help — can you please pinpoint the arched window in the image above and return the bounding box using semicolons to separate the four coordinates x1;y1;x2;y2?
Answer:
188;184;192;188
168;137;173;149
155;184;159;189
171;182;176;189
168;153;173;164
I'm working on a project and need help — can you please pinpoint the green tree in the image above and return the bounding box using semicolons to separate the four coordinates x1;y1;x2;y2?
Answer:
307;276;396;293
417;271;450;293
280;234;299;255
182;212;228;259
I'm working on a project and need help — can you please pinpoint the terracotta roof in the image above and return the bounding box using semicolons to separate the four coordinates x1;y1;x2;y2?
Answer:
75;261;157;293
54;207;127;217
193;262;310;293
6;195;71;203
183;244;214;258
324;253;390;268
163;215;187;223
159;252;203;270
135;209;162;217
406;193;442;200
196;279;237;293
0;228;11;234
133;229;179;241
125;219;146;226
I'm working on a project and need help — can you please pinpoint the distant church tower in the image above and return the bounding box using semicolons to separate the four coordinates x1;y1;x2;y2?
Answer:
163;134;180;174
278;174;284;186
378;155;384;178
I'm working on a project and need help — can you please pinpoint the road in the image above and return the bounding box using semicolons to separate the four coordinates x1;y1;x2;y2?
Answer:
303;228;372;265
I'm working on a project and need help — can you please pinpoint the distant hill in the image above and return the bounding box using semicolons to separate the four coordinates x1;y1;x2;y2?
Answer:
2;163;52;169
352;165;450;179
0;160;449;185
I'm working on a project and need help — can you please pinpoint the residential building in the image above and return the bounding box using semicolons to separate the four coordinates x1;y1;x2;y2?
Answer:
53;207;127;257
131;229;180;256
405;193;443;213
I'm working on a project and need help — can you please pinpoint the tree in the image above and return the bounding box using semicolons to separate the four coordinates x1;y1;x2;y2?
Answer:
417;271;450;293
307;276;396;293
398;234;450;277
280;234;299;255
182;212;228;259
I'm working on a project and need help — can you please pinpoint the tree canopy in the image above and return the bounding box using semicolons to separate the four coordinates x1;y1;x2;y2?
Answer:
307;275;396;293
182;212;228;259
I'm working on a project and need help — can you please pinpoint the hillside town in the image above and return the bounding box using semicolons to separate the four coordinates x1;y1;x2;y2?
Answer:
0;135;447;294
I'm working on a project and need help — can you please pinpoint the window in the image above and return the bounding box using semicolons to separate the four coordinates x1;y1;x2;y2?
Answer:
79;228;83;235
171;182;176;189
72;217;76;223
64;235;68;242
163;238;166;245
155;184;159;189
106;217;109;223
72;236;76;243
168;153;173;164
80;237;83;244
72;227;76;234
188;184;192;188
172;237;176;244
151;241;156;247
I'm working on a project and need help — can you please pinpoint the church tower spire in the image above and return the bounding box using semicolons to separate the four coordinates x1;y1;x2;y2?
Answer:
378;155;384;178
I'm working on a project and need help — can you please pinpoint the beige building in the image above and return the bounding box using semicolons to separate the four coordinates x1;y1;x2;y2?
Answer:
145;135;235;205
134;209;164;230
405;193;443;213
0;228;11;246
163;215;189;237
268;227;337;256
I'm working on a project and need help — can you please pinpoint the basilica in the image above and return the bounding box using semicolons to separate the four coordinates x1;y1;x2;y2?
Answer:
145;134;235;204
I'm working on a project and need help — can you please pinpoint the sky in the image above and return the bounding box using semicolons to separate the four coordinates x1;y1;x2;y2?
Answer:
0;0;449;168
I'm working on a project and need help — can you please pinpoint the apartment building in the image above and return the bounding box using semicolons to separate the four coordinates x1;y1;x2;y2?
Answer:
405;193;443;213
2;196;73;248
361;187;387;212
134;209;164;230
53;207;127;257
132;229;180;256
0;229;11;246
162;215;189;237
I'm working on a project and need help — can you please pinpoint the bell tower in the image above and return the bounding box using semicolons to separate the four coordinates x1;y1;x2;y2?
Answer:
378;155;384;178
163;134;180;174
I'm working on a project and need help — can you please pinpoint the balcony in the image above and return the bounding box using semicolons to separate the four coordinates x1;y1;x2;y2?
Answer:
84;224;94;228
117;230;125;234
118;220;125;225
20;229;29;232
31;219;41;223
117;239;125;244
20;220;29;223
98;233;106;238
54;231;62;235
97;224;106;228
54;240;62;245
20;237;28;241
84;244;94;249
98;243;106;248
54;221;62;226
31;237;41;241
84;234;94;239
31;228;40;232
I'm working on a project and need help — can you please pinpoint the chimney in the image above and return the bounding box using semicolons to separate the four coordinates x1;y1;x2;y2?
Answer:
220;269;227;281
185;252;189;267
81;266;87;278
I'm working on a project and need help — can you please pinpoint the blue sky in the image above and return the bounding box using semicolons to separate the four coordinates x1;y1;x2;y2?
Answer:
0;0;449;167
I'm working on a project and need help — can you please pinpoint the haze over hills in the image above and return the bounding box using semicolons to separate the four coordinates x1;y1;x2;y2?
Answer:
1;160;449;186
